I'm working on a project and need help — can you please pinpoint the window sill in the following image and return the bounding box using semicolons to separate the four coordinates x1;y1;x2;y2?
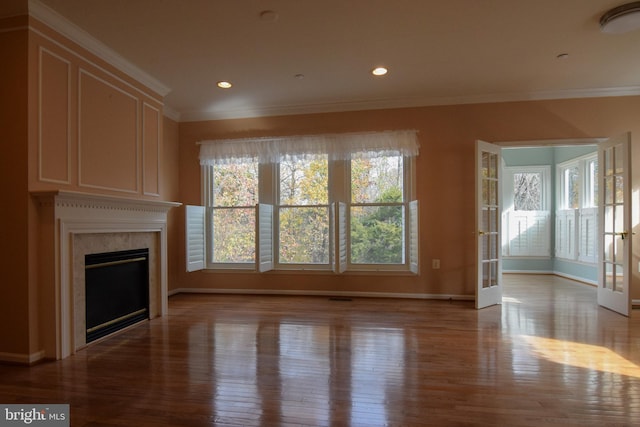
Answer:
199;267;417;276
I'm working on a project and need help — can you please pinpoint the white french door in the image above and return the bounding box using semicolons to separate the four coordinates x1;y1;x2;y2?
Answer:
597;133;632;316
476;141;503;309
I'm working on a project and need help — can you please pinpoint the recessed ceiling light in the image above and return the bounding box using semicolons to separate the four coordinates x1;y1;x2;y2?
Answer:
372;67;388;76
557;53;569;59
217;81;232;89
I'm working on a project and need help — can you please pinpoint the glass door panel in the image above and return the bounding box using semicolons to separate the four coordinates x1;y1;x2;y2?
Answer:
476;141;502;308
597;134;631;316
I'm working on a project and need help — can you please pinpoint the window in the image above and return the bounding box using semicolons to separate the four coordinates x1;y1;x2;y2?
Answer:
585;157;598;208
187;131;420;274
560;165;580;209
513;171;543;210
350;155;406;265
502;166;550;257
209;160;258;265
277;155;329;266
556;153;598;263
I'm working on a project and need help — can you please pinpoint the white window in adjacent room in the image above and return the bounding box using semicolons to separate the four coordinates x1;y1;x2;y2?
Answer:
556;153;598;263
502;166;551;257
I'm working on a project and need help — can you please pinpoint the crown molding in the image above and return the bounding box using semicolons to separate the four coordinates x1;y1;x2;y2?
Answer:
162;104;181;122
178;85;640;122
28;0;171;98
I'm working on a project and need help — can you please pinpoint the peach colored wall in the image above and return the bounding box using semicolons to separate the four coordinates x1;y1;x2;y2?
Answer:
163;117;181;290
0;17;31;358
177;97;640;300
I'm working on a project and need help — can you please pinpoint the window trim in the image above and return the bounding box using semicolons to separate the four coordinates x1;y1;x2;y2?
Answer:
203;162;259;270
345;155;415;271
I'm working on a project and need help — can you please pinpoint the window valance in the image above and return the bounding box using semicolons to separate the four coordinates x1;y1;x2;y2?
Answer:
198;130;419;165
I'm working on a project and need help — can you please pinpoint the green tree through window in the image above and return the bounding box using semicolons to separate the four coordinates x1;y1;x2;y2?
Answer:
350;156;405;264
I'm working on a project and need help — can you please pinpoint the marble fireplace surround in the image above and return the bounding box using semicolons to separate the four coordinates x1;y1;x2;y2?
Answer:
34;191;180;360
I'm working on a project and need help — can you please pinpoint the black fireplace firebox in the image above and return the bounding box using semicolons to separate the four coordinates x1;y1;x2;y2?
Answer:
85;248;150;343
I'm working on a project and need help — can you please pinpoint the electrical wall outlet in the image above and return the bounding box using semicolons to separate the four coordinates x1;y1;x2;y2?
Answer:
432;259;440;269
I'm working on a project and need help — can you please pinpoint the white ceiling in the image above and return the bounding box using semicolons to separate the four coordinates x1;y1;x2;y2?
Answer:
24;0;640;121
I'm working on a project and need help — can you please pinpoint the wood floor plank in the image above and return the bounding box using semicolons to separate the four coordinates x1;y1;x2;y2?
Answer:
1;274;639;426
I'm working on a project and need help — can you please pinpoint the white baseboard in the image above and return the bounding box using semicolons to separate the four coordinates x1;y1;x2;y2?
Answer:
170;287;474;301
0;350;45;365
551;271;597;286
503;270;597;286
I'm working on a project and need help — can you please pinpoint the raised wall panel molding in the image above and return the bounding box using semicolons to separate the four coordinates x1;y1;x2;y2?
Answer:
142;103;160;197
78;69;139;194
28;0;170;98
38;46;71;185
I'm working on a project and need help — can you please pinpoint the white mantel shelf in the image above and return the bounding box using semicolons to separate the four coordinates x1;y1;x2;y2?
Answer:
32;190;181;361
32;190;181;212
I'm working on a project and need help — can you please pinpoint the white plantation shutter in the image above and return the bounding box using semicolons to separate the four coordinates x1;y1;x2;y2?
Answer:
409;200;419;274
331;202;348;274
505;211;550;257
578;207;597;263
330;203;336;272
556;209;578;260
256;204;274;272
338;202;347;273
185;205;206;272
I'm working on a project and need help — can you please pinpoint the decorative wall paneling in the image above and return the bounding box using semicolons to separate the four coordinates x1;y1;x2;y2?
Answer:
32;23;163;198
38;47;70;184
143;103;161;196
78;69;139;193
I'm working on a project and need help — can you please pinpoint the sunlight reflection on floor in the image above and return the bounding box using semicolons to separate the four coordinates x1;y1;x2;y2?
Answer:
522;335;640;378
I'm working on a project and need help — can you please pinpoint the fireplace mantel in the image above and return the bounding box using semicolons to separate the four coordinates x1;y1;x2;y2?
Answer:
33;190;181;215
33;191;180;360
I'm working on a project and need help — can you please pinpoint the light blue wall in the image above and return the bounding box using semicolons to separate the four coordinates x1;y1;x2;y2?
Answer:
503;258;554;272
553;259;598;284
502;147;554;166
554;145;598;164
502;145;597;282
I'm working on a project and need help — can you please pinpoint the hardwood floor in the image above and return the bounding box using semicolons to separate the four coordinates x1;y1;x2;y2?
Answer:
1;275;639;426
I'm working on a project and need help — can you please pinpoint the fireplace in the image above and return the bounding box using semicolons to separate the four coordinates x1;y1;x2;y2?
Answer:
33;191;181;361
85;248;150;343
